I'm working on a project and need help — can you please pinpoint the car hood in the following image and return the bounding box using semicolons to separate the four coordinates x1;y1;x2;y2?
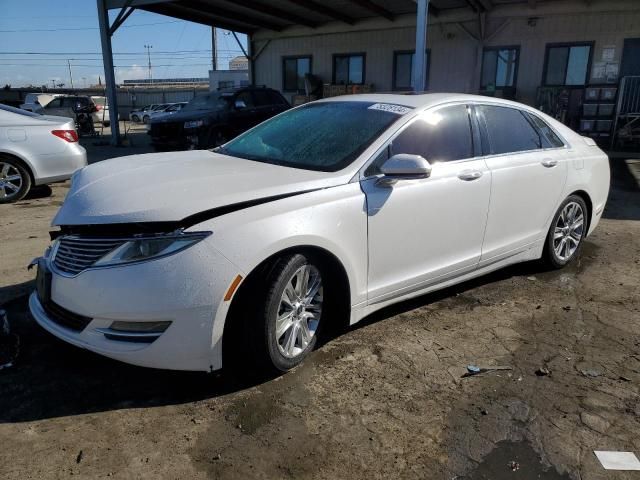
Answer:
153;109;212;123
53;150;346;226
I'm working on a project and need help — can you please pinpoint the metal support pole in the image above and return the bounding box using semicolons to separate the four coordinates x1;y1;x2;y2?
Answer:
97;0;120;146
211;27;217;71
67;60;75;90
413;0;429;92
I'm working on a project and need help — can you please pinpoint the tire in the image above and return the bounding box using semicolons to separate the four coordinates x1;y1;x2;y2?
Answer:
543;195;588;269
131;114;139;123
143;115;150;124
103;121;110;127
0;157;31;204
249;254;326;373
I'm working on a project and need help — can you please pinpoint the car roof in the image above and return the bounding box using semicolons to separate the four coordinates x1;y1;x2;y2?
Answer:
314;92;538;111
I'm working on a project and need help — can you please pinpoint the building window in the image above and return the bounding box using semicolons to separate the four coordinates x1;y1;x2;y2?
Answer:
283;56;311;92
543;43;593;86
393;50;430;91
333;53;365;85
481;47;519;90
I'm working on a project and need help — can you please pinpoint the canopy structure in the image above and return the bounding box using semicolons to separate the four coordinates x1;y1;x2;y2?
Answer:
97;0;514;145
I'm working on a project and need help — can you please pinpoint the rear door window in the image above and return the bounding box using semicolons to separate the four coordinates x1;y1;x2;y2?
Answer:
478;105;541;154
390;105;474;163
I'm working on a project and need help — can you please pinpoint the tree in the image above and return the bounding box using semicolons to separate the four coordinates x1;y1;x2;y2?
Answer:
2;84;10;91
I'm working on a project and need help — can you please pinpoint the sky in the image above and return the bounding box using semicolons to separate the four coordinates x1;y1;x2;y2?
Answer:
0;0;248;88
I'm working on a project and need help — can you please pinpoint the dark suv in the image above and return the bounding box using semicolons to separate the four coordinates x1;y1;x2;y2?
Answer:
149;86;290;151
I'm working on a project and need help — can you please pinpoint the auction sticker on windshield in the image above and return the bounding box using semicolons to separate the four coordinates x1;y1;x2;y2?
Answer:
368;103;413;115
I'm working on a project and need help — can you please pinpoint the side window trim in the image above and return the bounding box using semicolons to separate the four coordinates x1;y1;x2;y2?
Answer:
473;103;555;158
359;102;479;179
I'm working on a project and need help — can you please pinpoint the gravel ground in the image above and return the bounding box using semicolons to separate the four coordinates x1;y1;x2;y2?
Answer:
0;142;639;479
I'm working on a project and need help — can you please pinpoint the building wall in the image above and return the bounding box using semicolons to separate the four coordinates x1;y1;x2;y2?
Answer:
252;0;640;106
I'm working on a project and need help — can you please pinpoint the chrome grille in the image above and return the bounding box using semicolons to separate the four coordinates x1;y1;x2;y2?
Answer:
53;237;125;275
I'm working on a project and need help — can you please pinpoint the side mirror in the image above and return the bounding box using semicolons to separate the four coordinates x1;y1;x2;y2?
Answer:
235;99;247;109
377;153;432;186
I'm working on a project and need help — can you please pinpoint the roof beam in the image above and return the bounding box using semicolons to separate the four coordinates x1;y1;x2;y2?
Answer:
143;3;256;33
284;0;356;25
346;0;394;21
219;0;319;28
178;0;285;31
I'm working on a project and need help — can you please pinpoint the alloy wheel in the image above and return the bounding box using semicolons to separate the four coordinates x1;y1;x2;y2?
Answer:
275;264;323;359
0;162;24;201
553;201;584;262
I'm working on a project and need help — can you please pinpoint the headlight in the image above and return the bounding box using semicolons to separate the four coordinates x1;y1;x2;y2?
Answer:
184;119;205;129
93;232;210;268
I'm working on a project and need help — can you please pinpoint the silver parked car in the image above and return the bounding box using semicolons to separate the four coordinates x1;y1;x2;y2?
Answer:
20;93;62;112
0;104;87;203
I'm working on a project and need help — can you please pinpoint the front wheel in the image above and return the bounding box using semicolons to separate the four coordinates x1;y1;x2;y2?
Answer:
256;254;325;372
543;195;588;268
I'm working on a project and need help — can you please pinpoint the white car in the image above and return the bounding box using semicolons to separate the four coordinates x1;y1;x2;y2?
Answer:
0;104;87;203
146;102;186;122
129;104;166;124
29;94;609;373
90;96;119;127
19;93;62;112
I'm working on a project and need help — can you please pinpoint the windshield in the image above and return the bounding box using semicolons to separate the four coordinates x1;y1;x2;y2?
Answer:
0;103;42;117
183;93;230;112
219;101;410;172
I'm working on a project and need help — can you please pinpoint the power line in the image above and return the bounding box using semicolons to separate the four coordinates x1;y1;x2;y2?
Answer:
0;20;183;33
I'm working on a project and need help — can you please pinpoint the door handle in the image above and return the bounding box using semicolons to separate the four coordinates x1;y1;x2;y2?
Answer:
541;158;558;168
458;170;483;181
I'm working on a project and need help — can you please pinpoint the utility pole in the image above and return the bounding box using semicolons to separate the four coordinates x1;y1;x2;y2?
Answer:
144;44;153;84
211;27;217;71
67;59;75;90
51;79;55;89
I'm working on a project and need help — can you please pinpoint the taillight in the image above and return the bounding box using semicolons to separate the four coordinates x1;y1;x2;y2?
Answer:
52;130;79;143
95;105;103;111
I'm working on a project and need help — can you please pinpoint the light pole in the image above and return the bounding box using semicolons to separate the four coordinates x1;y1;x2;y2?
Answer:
51;79;56;89
144;44;153;85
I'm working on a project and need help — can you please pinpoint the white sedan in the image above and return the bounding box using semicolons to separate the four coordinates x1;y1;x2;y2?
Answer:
29;94;609;373
0;104;87;203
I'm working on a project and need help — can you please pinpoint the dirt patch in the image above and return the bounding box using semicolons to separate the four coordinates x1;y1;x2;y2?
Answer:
0;158;639;479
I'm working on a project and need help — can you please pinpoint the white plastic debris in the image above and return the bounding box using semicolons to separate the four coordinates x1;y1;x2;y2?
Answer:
594;451;640;471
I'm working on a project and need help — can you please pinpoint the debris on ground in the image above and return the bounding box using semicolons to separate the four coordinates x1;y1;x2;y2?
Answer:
535;367;551;376
581;369;601;378
76;450;83;464
507;460;520;471
527;276;537;281
562;305;572;311
462;365;513;378
594;451;640;471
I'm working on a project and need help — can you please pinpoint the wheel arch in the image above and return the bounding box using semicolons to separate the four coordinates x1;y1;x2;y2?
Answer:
222;244;352;369
0;149;36;185
568;189;593;235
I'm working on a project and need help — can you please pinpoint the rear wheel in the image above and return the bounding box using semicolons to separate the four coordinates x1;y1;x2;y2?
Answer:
143;115;150;124
543;195;588;268
0;157;31;204
131;114;140;122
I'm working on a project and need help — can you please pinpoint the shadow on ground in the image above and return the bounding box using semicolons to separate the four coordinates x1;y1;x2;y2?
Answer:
0;256;564;425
